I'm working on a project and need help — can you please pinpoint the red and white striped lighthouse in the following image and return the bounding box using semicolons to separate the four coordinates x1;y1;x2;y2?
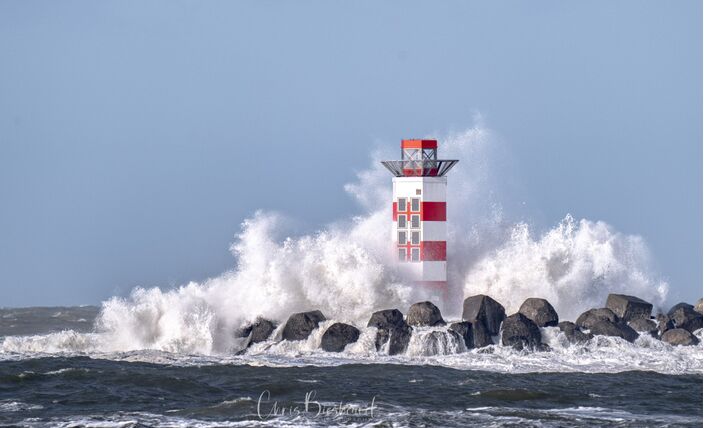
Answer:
381;139;458;297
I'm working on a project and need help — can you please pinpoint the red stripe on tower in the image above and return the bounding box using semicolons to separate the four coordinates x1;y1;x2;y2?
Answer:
392;202;446;221
420;241;446;261
421;202;446;221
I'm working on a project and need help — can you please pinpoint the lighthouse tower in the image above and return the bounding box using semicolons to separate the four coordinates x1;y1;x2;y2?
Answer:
381;139;458;296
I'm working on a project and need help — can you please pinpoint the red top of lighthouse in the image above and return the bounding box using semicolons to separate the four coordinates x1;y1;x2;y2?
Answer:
381;139;458;177
401;139;438;149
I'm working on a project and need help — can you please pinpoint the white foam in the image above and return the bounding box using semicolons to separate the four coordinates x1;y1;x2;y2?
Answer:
2;327;701;375
0;400;43;412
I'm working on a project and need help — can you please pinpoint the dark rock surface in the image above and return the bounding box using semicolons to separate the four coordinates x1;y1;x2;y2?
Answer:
518;298;559;327
321;323;360;352
661;328;700;346
367;309;412;355
462;295;506;336
471;321;494;348
667;302;694;316
575;308;618;330
558;321;593;344
281;310;326;341
605;294;652;322
241;318;276;344
627;318;657;336
449;322;473;349
588;319;638;343
667;303;703;333
406;301;445;327
500;313;543;350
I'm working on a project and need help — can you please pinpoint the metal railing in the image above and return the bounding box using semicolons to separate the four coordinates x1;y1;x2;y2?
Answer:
380;159;459;177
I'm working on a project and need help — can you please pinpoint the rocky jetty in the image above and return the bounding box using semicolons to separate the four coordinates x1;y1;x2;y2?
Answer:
237;294;702;356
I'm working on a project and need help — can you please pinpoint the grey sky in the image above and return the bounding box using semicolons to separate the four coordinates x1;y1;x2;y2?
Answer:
0;1;700;307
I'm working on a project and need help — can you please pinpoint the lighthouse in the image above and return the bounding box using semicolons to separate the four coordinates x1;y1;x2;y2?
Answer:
381;139;458;297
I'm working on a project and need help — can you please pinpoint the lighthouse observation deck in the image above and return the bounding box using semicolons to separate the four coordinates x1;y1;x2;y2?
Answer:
381;139;458;177
381;159;458;177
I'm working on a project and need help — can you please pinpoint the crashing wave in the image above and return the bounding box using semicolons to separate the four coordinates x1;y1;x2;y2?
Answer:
0;122;677;366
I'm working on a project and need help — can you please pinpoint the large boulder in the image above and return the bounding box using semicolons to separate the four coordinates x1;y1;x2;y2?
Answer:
695;298;703;314
368;308;406;329
627;318;657;337
321;323;360;352
667;303;703;333
605;294;652;322
241;318;277;344
500;313;543;350
661;328;700;346
462;295;506;336
406;301;445;327
575;308;618;330
558;321;593;344
281;310;326;341
668;302;694;315
518;298;559;327
367;309;412;355
588;319;638;343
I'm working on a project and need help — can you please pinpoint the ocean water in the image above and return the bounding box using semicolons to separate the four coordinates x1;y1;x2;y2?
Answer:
1;306;702;427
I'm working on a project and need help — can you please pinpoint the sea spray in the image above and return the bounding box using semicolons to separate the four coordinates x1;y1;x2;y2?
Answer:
463;216;669;321
4;123;672;357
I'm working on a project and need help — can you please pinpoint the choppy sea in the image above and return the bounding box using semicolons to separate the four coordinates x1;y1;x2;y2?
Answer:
1;306;701;427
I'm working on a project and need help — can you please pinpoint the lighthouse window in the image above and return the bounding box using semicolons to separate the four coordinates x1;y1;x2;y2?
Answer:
398;231;407;245
410;214;420;228
411;198;420;212
397;214;407;228
411;248;420;262
411;231;420;245
398;248;407;262
398;198;407;212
